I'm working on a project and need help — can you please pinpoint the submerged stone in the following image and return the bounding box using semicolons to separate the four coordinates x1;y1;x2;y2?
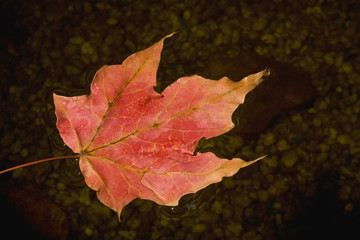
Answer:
208;50;315;137
0;183;69;239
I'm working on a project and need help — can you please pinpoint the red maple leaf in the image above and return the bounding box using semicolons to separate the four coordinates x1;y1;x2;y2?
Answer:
53;33;268;218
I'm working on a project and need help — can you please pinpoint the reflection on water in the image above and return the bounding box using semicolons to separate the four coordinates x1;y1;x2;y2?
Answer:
158;184;215;218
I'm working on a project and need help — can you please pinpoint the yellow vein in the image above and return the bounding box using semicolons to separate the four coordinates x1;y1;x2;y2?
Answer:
86;79;246;153
84;51;153;152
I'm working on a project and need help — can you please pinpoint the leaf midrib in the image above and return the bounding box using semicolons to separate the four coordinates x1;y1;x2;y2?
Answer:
84;80;242;154
83;52;153;153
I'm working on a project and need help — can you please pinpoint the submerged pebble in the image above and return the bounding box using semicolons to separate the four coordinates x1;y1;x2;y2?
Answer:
281;150;299;168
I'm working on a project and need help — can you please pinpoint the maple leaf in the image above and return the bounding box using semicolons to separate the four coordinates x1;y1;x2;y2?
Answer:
53;33;269;219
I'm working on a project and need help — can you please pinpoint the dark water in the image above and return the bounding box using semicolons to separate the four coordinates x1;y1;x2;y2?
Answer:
1;0;360;239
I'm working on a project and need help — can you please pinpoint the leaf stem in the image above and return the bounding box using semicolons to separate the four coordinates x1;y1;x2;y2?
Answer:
0;155;81;175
